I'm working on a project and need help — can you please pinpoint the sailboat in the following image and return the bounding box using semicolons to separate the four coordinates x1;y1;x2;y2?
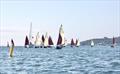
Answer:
40;35;45;48
24;35;29;48
76;39;80;47
64;38;67;47
44;32;49;48
42;35;45;43
111;37;115;48
9;39;14;57
48;36;54;48
29;22;34;48
71;38;75;47
56;24;65;49
34;32;41;48
91;40;94;47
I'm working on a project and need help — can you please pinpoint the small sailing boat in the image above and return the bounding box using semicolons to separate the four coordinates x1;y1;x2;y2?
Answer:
64;38;67;47
24;35;29;48
40;35;45;48
76;39;80;47
48;36;54;48
9;39;14;57
91;40;94;47
56;24;65;49
71;38;75;47
29;22;34;48
44;32;49;48
34;32;41;48
111;37;115;48
7;41;9;47
42;35;45;43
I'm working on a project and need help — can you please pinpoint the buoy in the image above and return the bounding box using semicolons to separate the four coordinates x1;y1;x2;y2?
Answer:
9;39;14;57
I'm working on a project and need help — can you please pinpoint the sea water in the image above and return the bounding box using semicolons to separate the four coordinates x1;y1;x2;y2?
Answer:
0;46;120;74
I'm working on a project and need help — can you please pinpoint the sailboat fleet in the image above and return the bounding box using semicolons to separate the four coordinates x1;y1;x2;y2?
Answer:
23;23;117;49
24;23;81;49
6;23;117;57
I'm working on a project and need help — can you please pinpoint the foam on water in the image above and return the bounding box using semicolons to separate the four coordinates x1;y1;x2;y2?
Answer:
0;46;120;74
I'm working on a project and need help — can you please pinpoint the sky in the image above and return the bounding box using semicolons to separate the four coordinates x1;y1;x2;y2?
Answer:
0;0;120;46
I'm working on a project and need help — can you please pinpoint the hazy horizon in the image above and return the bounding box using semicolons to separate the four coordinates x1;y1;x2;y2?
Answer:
0;0;120;46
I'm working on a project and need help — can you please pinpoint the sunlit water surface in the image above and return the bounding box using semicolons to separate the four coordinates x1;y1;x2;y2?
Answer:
0;46;120;74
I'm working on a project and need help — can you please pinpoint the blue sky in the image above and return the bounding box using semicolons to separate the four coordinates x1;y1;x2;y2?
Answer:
0;0;120;46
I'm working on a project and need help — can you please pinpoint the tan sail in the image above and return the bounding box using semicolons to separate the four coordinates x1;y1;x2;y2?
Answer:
34;32;41;48
44;32;49;48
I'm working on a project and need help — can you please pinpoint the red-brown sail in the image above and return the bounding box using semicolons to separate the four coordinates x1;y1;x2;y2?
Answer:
42;35;45;43
57;33;62;45
71;38;74;46
48;36;54;45
11;39;14;47
25;36;29;47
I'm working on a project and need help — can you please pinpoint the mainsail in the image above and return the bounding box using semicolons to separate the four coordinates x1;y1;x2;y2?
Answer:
91;40;94;47
59;24;65;45
56;24;65;49
71;38;75;47
76;39;80;47
29;22;34;48
25;35;29;48
34;32;41;48
57;24;65;45
57;33;62;45
44;32;49;48
48;36;54;45
42;35;45;43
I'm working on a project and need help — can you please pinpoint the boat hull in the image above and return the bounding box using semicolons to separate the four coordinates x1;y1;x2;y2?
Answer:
56;45;63;49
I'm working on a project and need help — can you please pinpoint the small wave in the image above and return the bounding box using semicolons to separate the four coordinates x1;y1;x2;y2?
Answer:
110;60;120;68
90;70;120;74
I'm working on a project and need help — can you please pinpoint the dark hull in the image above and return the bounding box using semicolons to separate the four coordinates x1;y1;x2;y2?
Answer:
56;45;63;49
111;45;115;48
35;46;39;48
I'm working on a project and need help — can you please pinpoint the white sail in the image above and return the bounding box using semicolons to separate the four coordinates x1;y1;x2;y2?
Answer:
29;22;34;47
91;40;94;47
76;39;80;47
44;32;49;47
59;24;65;45
64;38;67;46
34;32;41;47
29;22;32;44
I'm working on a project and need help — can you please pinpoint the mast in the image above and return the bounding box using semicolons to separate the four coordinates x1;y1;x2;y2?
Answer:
29;22;32;45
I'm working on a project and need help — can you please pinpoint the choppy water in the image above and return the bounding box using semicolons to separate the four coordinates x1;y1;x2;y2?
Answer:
0;46;120;74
